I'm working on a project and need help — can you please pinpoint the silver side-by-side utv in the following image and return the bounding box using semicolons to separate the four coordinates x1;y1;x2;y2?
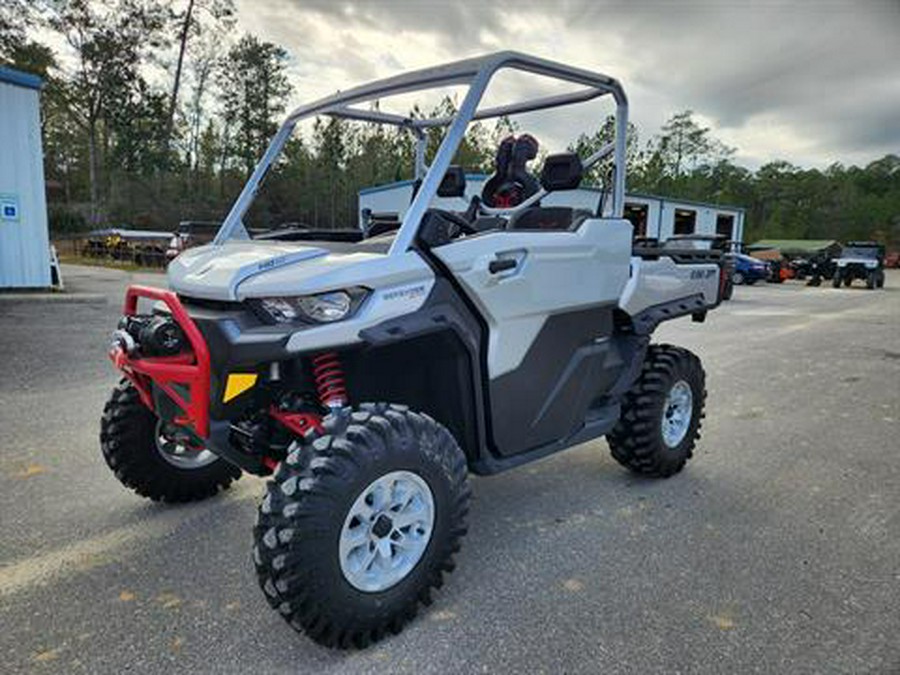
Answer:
831;241;886;289
101;51;726;648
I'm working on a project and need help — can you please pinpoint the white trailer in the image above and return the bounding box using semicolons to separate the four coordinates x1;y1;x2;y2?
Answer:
0;67;51;289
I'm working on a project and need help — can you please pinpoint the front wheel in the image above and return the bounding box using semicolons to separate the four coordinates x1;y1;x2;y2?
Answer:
607;345;706;477
732;271;745;285
866;271;877;289
100;380;241;502
254;403;471;648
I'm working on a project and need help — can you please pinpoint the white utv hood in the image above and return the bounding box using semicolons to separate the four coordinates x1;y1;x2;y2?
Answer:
168;241;432;301
167;241;433;302
169;241;328;300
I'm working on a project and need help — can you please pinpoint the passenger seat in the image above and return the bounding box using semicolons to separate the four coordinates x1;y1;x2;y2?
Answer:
505;153;591;231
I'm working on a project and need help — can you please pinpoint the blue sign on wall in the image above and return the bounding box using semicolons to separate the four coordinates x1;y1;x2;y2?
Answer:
0;194;20;222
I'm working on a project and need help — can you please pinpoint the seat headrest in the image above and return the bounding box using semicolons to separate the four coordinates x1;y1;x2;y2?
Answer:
513;134;539;164
481;134;541;208
540;153;583;191
494;136;515;177
437;165;466;198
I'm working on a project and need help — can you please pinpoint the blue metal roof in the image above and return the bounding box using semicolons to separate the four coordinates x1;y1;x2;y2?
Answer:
0;66;43;91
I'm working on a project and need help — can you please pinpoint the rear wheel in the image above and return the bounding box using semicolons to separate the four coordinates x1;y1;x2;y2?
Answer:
876;272;885;288
843;274;853;287
722;279;734;301
100;379;240;502
254;403;471;648
607;345;706;477
832;270;842;288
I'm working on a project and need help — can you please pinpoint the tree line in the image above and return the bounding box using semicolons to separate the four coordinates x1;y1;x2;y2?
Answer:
2;1;898;247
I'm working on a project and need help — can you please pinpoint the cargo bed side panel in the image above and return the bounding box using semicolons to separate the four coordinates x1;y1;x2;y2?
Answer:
619;256;720;317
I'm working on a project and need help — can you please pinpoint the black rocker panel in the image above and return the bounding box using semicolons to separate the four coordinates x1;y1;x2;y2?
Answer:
488;305;620;457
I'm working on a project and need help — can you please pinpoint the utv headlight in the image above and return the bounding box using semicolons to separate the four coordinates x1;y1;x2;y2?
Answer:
256;288;367;324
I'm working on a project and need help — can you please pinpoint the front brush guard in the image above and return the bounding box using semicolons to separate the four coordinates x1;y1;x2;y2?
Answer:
109;285;211;439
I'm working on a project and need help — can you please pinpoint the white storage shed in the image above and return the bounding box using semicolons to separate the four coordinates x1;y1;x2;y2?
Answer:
0;66;51;289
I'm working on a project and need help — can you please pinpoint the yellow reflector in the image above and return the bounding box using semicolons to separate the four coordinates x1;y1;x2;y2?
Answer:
223;373;257;403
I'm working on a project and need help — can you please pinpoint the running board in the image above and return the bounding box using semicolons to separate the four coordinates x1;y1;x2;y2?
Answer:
469;403;620;475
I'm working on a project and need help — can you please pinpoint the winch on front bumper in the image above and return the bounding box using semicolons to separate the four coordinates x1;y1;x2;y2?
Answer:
108;285;212;439
108;285;332;475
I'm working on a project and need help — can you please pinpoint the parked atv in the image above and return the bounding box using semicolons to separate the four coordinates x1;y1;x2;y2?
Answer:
831;241;885;289
792;254;835;287
101;52;725;648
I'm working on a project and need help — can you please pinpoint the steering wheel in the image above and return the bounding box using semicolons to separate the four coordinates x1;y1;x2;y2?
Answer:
427;208;478;236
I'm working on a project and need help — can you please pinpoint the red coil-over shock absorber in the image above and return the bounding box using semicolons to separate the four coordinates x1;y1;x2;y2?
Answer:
311;352;348;408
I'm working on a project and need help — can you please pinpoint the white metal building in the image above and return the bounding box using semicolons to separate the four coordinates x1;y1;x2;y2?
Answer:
0;66;51;288
620;192;745;243
358;176;745;243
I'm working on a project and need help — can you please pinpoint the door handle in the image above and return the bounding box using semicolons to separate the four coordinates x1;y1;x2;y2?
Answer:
488;258;517;274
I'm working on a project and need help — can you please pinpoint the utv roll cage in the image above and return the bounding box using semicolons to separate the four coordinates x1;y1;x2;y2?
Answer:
213;51;628;255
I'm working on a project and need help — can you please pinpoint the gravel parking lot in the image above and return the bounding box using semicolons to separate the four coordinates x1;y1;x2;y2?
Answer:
1;264;898;674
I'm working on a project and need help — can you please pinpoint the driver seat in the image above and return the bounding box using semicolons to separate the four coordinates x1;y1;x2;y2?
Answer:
481;135;540;208
506;153;588;231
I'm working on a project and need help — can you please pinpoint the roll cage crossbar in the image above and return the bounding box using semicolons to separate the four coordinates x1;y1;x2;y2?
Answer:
213;51;629;255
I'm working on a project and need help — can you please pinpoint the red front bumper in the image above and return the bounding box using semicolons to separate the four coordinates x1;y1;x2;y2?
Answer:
109;285;211;438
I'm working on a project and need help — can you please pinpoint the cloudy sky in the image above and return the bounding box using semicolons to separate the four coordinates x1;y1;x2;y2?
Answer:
234;0;899;169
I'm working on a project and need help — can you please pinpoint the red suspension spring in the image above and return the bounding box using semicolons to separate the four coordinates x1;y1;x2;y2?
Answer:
311;352;348;408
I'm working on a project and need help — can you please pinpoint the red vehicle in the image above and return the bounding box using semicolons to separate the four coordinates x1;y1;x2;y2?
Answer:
885;251;899;269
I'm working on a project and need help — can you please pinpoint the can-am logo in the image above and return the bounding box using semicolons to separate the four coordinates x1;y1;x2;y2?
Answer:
257;255;289;271
383;284;427;302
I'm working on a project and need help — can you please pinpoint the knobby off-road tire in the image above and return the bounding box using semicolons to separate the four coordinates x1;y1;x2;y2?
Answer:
100;379;241;502
832;271;842;288
866;271;877;289
254;403;471;649
607;344;706;478
722;279;734;301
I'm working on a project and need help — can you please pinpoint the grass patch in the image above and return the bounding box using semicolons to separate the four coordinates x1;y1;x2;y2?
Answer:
58;254;165;273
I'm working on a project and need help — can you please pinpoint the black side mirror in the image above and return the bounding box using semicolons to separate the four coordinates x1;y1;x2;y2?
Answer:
540;153;583;191
437;165;467;198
